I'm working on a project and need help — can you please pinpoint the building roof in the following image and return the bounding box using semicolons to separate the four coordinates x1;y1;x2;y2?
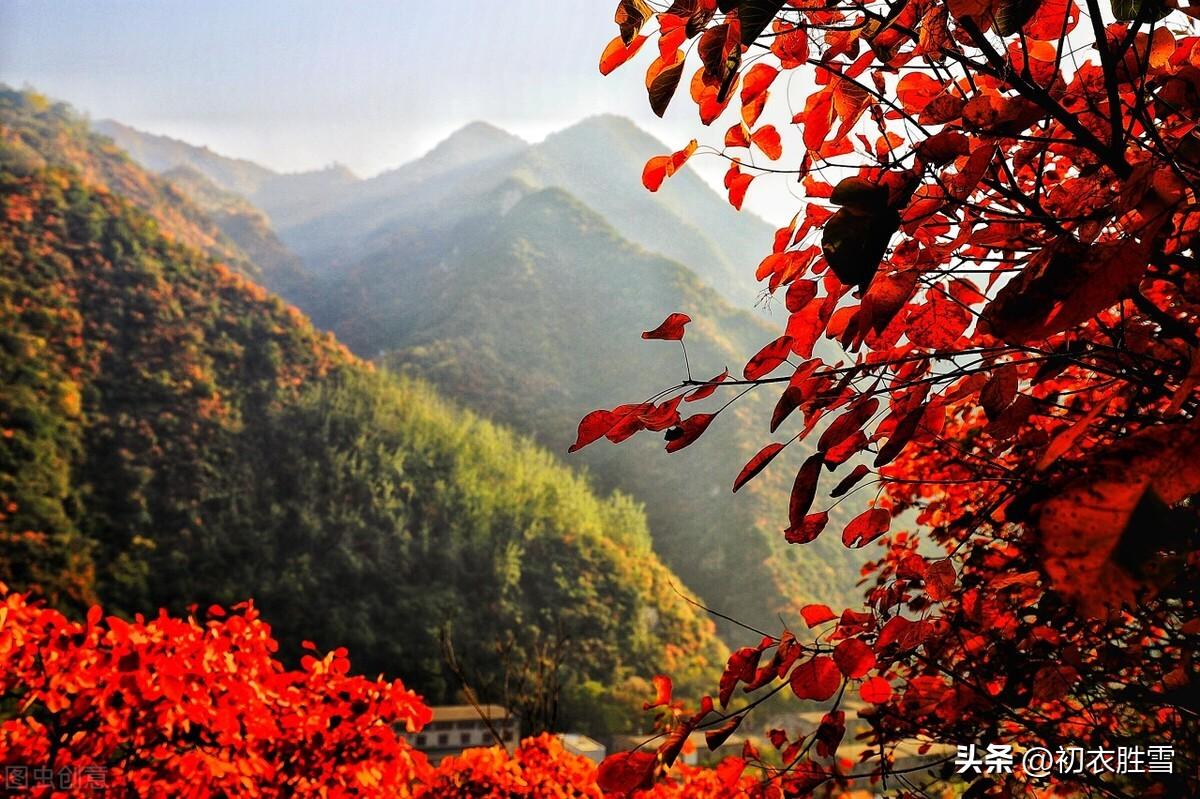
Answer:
429;704;513;723
610;731;746;752
558;733;605;753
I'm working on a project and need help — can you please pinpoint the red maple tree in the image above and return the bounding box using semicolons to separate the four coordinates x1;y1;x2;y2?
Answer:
580;0;1200;796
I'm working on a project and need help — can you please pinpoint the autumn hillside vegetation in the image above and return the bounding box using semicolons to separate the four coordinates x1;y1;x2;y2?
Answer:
0;89;726;737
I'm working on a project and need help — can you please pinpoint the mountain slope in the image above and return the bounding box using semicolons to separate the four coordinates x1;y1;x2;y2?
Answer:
510;114;773;306
160;164;311;295
300;178;860;639
94;118;276;197
1;92;724;732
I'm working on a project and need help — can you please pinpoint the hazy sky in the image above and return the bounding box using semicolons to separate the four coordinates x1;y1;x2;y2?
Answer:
0;0;801;223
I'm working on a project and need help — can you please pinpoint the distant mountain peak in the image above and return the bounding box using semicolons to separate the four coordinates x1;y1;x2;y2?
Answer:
566;113;642;133
455;119;523;140
421;121;526;164
305;162;358;180
545;114;662;149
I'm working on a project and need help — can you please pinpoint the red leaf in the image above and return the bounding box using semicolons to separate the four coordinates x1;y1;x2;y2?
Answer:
725;163;754;209
771;25;809;67
725;123;751;148
877;616;928;650
770;385;803;434
597;750;658;793
603;402;654;444
615;0;653;44
644;674;674;709
789;655;841;701
980;365;1018;420
830;464;871;497
896;72;944;113
720;647;762;707
861;269;919;334
833;638;876;679
982;238;1152;345
638;396;683;431
824;430;868;467
600;33;648;75
906;292;971;349
1038;395;1111;473
815;710;846;758
757;248;819;290
642;140;699;191
801;88;835;151
785;279;819;313
817;398;879;452
788;453;825;527
647;52;687;117
785;303;826;359
860;676;892;704
705;715;745;750
665;413;716;452
785;511;828;544
569;409;618;453
643;156;673;191
686;368;729;402
842;507;891;548
740;63;779;105
874;401;930;467
733;442;786;492
643;312;692;340
924;560;956;601
915;130;971;166
1025;0;1079;40
741;90;768;127
744;335;794;380
690;66;731;125
750;125;782;160
800;603;837;627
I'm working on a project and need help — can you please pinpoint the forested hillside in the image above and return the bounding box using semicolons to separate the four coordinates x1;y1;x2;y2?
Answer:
309;181;861;634
0;91;271;281
160;164;311;296
0;91;725;735
98;111;862;638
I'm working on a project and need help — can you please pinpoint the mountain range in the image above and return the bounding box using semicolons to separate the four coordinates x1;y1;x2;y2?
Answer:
95;102;862;639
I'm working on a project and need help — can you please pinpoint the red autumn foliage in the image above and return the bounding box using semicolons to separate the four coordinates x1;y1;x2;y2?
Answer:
0;583;431;797
0;585;761;798
585;0;1200;795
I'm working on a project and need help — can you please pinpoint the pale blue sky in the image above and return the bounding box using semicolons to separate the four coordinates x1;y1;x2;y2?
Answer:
0;0;801;222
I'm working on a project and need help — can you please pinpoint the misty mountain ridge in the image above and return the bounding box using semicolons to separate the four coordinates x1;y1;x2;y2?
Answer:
98;114;776;307
93;118;361;231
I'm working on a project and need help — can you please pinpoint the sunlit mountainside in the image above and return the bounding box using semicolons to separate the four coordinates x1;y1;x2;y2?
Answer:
96;105;863;641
